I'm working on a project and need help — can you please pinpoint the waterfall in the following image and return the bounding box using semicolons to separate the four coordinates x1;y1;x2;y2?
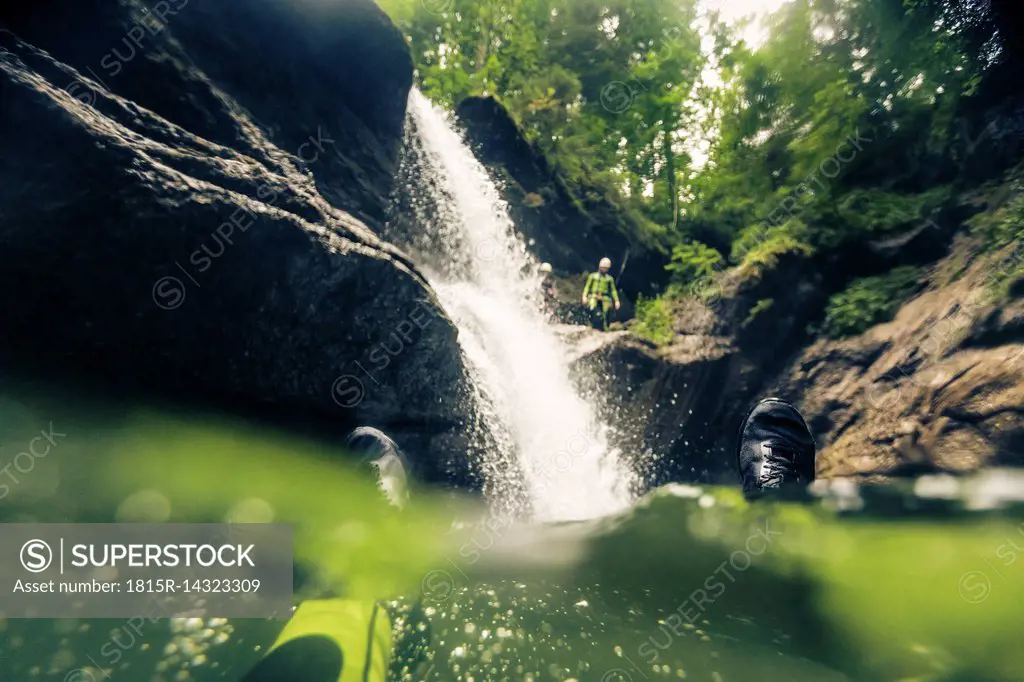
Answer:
389;89;635;522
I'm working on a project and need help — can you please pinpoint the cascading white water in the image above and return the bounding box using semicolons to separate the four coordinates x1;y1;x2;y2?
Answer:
400;89;635;521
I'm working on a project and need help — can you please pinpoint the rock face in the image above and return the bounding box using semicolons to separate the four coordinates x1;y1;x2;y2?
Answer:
456;96;669;300
771;239;1024;478
1;0;411;232
565;326;744;486
570;237;1024;487
0;1;486;485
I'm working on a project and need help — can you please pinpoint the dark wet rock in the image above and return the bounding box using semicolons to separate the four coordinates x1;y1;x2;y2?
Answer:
455;95;670;300
0;2;488;487
0;0;411;233
559;326;743;486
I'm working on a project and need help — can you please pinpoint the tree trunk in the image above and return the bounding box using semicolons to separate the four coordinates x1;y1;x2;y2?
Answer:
663;119;679;232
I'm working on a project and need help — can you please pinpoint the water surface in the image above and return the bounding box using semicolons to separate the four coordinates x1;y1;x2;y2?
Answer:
2;379;1022;681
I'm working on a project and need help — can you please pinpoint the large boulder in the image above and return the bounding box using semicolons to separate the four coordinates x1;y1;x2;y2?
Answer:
561;327;740;485
1;0;411;232
0;1;487;485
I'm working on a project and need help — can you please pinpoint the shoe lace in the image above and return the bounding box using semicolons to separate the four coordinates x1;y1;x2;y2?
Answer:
761;442;801;488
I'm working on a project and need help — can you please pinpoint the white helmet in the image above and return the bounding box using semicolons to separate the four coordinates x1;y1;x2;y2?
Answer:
599;257;612;269
539;262;553;274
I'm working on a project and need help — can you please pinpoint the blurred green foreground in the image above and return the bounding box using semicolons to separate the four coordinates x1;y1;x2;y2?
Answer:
0;379;1022;682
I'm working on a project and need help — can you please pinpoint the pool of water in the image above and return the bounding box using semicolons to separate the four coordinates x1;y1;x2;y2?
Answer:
1;378;1022;682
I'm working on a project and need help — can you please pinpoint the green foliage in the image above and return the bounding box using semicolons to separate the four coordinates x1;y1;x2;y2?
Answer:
380;0;1005;302
684;0;1000;273
632;295;674;346
382;0;703;248
834;187;952;240
819;266;922;338
785;79;870;184
743;298;775;328
967;168;1024;296
666;241;724;288
730;219;815;281
968;171;1024;251
740;232;815;281
731;218;810;262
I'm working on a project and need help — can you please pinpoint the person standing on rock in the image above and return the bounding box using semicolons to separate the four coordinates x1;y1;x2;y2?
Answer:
539;262;558;321
581;257;620;331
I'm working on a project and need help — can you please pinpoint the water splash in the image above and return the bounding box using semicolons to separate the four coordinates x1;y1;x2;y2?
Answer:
393;89;635;521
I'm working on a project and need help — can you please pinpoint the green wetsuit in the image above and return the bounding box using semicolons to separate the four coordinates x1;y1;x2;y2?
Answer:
583;271;619;330
241;599;392;682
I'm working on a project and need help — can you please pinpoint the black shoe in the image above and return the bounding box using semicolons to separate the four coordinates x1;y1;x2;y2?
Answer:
346;427;410;508
737;398;816;496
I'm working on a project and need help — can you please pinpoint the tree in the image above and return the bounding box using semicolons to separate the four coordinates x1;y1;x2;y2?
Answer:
386;0;703;246
379;0;1010;283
